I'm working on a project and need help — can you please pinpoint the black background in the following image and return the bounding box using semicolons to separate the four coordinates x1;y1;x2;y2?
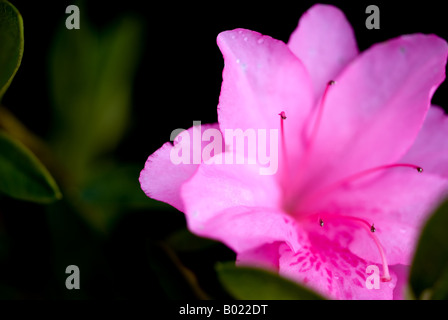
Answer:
6;0;448;160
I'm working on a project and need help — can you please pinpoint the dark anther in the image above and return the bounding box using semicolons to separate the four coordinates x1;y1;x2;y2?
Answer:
279;111;287;120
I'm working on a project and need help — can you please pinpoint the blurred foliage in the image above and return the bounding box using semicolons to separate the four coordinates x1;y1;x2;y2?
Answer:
0;132;61;202
409;200;448;300
0;0;60;203
49;15;142;184
48;12;146;232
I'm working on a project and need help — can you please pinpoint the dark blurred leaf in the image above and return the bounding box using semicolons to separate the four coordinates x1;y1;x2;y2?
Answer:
0;283;22;299
216;262;325;300
147;242;210;299
409;199;448;300
0;0;23;101
167;228;218;252
49;16;144;182
75;162;171;233
0;131;61;203
81;163;170;209
45;199;114;299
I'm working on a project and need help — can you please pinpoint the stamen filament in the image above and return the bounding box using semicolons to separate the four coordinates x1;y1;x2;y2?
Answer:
279;111;289;184
289;81;335;203
311;214;391;282
306;80;336;151
301;163;423;208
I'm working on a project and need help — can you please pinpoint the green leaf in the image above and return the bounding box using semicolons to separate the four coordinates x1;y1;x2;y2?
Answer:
0;0;24;101
147;242;210;299
49;16;144;182
409;199;448;299
0;131;61;203
216;262;325;300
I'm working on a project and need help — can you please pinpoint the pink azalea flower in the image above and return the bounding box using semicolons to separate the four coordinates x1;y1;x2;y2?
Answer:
140;4;448;299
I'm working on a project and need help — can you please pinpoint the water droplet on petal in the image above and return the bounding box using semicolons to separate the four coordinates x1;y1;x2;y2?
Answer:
257;38;264;44
236;59;240;64
243;36;248;42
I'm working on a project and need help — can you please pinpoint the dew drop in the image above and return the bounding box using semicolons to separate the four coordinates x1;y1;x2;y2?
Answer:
417;167;423;173
243;36;248;42
257;38;264;44
236;59;240;64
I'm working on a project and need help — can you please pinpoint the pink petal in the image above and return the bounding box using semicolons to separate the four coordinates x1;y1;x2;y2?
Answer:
139;123;222;211
296;34;448;199
401;105;448;178
236;242;282;271
288;4;358;102
216;28;313;184
389;264;410;300
278;233;397;300
191;206;303;253
180;155;303;252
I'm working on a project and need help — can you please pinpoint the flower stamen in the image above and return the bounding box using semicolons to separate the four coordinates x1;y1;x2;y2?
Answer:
302;80;336;161
312;213;391;282
279;111;289;186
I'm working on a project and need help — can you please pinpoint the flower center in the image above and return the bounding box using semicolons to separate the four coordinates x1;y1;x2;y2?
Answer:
294;163;423;283
276;79;425;283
